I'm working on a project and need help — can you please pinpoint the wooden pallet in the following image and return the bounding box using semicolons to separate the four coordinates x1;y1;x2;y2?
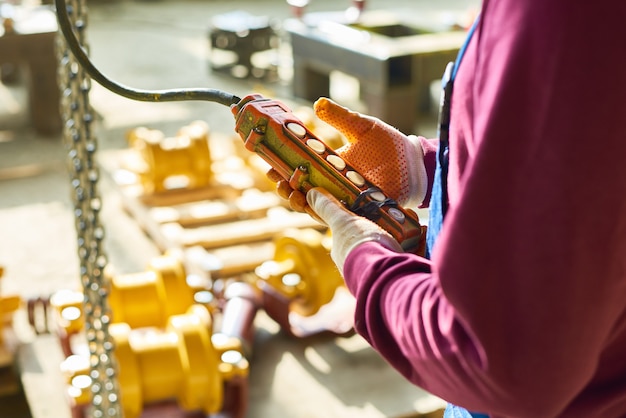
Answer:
98;133;326;280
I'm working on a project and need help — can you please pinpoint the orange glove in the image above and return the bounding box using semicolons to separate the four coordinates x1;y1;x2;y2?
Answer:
269;98;428;213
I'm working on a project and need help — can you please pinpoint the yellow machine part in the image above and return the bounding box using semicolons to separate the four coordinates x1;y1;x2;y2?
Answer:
255;228;344;317
1;266;22;366
127;120;213;194
170;304;222;413
49;253;198;357
108;253;195;329
59;354;92;407
0;295;21;331
61;304;249;417
49;289;85;336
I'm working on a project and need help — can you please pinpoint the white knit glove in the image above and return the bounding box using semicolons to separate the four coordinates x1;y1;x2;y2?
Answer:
306;187;403;274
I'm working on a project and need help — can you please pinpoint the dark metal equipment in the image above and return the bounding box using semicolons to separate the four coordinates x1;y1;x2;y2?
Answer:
208;11;279;79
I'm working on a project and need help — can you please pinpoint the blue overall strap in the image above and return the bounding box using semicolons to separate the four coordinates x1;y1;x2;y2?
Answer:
426;16;488;418
427;15;480;257
425;60;453;258
445;404;489;418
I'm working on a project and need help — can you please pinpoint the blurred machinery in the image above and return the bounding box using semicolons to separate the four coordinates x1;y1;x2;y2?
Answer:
0;266;28;417
255;228;353;338
208;10;280;80
43;225;351;417
0;266;22;368
51;253;208;357
126;120;214;194
57;307;249;418
48;253;252;418
285;8;466;132
0;4;61;135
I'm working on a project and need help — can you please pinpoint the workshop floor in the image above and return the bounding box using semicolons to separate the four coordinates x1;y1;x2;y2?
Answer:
0;0;477;417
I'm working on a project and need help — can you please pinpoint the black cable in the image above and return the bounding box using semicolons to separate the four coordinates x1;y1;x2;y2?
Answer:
54;0;241;107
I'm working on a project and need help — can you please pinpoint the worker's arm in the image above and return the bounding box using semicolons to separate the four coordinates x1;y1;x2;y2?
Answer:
315;0;626;416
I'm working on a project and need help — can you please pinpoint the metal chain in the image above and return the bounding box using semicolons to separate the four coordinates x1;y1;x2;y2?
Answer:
55;1;124;416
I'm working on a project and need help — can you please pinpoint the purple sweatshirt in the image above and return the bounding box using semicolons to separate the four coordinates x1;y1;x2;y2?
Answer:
343;1;626;417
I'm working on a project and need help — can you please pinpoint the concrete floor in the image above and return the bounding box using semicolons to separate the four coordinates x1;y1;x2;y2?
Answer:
0;0;478;417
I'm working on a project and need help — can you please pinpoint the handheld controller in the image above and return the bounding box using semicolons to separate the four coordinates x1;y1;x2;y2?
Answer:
232;94;426;256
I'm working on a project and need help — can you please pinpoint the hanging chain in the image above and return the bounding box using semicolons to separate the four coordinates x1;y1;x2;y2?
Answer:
55;1;124;416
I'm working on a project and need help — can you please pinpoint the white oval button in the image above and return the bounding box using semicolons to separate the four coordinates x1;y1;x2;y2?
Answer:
388;207;406;223
370;191;386;202
326;154;346;171
286;122;307;138
346;171;365;186
306;139;326;154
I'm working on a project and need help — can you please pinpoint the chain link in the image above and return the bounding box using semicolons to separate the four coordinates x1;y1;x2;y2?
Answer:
56;1;124;416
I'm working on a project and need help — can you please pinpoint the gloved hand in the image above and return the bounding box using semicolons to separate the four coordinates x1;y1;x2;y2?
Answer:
306;187;403;274
268;97;428;213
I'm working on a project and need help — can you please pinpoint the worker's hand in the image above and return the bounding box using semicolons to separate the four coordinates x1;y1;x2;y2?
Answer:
314;97;427;208
266;168;310;213
306;187;403;274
